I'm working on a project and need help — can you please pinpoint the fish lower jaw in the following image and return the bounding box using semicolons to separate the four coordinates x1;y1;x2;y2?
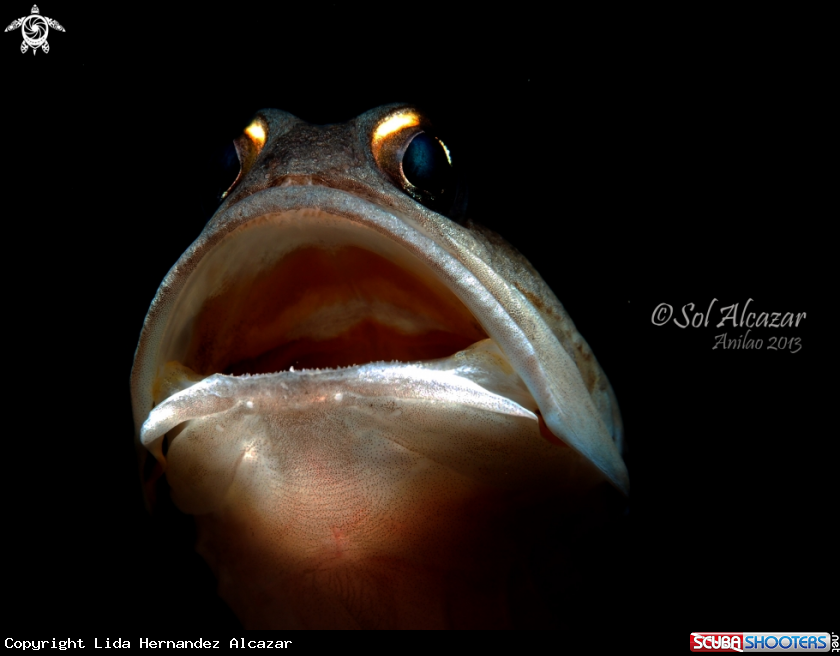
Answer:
143;337;541;459
139;337;609;630
143;338;611;629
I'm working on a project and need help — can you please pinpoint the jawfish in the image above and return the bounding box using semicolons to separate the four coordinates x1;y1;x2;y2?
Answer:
130;104;629;629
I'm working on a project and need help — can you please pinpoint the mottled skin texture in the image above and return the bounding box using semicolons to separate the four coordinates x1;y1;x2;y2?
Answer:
131;104;628;629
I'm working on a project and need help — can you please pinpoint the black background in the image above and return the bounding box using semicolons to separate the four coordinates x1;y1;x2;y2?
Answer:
5;4;831;637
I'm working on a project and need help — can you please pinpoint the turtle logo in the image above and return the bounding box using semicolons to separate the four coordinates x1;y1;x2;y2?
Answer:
4;5;65;55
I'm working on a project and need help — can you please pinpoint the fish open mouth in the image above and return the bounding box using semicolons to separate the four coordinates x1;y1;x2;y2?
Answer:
134;185;627;497
137;193;598;522
141;202;544;460
173;209;488;379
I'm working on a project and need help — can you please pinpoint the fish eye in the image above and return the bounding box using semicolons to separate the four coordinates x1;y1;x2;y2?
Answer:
217;119;268;202
372;112;468;221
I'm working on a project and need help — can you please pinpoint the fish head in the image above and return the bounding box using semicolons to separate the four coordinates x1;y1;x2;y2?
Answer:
130;104;628;628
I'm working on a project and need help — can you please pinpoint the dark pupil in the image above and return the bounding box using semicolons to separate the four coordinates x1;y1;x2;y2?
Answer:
402;133;453;197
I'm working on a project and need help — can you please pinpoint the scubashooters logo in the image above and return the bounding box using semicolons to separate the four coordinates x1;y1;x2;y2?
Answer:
4;5;65;54
690;632;833;652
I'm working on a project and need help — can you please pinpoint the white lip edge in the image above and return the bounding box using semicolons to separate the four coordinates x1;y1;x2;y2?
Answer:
139;359;539;458
131;184;629;495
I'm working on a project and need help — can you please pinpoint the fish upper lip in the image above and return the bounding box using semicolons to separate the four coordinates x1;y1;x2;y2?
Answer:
131;184;629;494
